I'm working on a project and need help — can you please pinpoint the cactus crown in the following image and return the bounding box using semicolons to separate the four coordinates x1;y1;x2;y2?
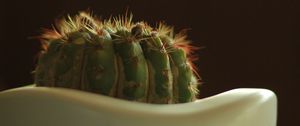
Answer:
35;11;201;104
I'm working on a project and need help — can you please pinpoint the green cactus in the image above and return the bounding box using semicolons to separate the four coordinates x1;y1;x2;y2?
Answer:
34;11;201;104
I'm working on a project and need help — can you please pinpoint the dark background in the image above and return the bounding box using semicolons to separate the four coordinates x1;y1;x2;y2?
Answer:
0;0;299;125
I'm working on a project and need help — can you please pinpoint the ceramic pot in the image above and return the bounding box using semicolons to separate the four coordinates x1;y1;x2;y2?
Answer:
0;85;277;126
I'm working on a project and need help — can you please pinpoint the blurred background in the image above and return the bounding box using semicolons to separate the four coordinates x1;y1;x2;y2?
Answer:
0;0;299;125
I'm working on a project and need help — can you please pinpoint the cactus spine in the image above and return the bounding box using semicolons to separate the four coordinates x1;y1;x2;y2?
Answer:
35;12;201;104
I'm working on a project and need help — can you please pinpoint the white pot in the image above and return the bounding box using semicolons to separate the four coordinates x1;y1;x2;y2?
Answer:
0;85;277;126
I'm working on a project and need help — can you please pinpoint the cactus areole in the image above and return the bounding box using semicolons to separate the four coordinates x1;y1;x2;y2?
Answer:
34;11;201;104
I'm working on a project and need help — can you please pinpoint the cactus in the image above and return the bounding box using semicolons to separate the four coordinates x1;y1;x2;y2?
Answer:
34;11;201;104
